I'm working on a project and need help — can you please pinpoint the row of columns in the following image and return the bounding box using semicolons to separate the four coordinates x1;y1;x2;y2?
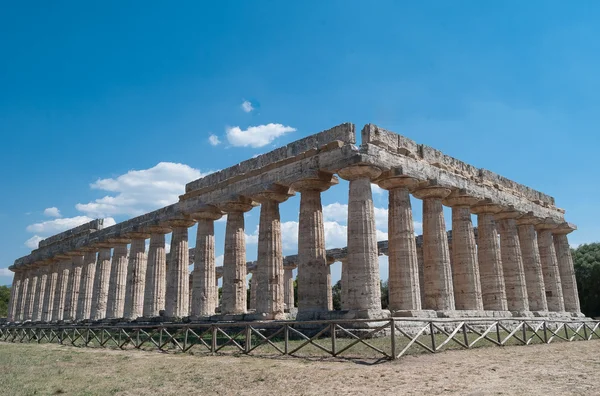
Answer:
7;165;581;323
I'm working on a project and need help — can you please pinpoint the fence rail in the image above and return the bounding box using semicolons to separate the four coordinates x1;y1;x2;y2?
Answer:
1;318;599;361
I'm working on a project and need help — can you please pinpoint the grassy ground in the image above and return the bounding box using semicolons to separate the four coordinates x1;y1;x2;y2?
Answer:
0;338;599;395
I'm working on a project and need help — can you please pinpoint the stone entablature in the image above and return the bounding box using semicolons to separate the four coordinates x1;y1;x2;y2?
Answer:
6;122;582;324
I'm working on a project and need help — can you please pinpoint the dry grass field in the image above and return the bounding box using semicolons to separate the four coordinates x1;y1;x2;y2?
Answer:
0;340;599;395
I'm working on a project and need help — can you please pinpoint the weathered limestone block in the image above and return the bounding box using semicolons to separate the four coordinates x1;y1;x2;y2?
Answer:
42;262;59;322
106;242;129;319
340;258;348;309
472;202;508;311
17;272;30;322
516;216;548;312
291;175;338;318
123;234;149;320
378;175;422;311
249;272;257;310
190;208;222;317
536;224;565;312
23;270;38;321
165;219;195;318
553;224;581;313
52;259;71;322
255;189;292;319
413;185;455;311
283;266;295;310
7;271;23;322
220;200;253;315
32;267;47;322
143;227;170;317
90;248;112;321
63;255;83;321
338;165;384;314
443;192;483;311
327;260;333;311
496;210;529;313
76;250;97;321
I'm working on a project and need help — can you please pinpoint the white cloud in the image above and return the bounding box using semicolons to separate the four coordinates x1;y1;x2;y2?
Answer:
25;235;43;249
0;268;13;277
323;203;348;223
215;255;224;266
43;207;61;218
371;184;385;195
241;100;254;113
413;221;423;235
226;124;296;148
208;134;221;146
26;216;116;235
76;162;210;218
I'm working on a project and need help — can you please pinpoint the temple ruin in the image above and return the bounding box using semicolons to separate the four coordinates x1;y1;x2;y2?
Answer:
5;123;583;325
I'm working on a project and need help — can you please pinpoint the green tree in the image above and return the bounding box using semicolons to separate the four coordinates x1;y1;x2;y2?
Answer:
332;280;342;310
380;280;389;310
572;243;600;318
0;285;10;318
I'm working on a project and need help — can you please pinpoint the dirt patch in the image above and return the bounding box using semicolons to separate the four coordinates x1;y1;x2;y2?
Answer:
0;340;598;395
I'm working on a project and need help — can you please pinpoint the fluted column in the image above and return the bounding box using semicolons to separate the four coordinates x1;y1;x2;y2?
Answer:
536;223;565;312
215;275;222;310
443;191;483;311
190;208;222;317
52;258;71;322
249;271;257;310
553;224;580;314
76;250;97;321
327;258;334;311
516;216;548;312
63;254;83;321
123;233;149;320
165;218;195;318
24;269;39;321
338;165;384;315
90;248;112;321
32;266;47;322
283;265;295;311
143;227;171;317
472;201;508;311
378;175;422;312
412;184;455;311
496;209;529;313
7;270;23;322
17;271;30;322
340;258;348;309
42;261;59;322
291;175;338;319
106;241;129;319
220;199;254;315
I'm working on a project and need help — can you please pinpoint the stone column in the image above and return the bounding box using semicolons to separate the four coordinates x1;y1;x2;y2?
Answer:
443;191;483;311
220;199;254;315
536;223;565;312
24;269;39;321
215;274;222;311
123;233;149;320
378;175;422;312
553;223;581;314
106;241;130;319
90;248;112;321
412;184;455;311
143;226;171;317
63;254;83;321
471;201;508;311
165;218;195;318
339;258;348;309
291;175;338;319
52;258;72;322
76;250;97;321
516;215;548;312
7;270;23;322
338;165;384;316
255;190;292;320
17;271;30;322
327;258;334;311
283;265;295;311
249;271;257;310
42;261;59;322
190;208;222;317
496;209;530;313
32;266;47;322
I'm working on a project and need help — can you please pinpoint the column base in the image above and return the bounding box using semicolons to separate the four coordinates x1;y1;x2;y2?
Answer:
391;310;437;318
436;310;514;318
510;310;535;318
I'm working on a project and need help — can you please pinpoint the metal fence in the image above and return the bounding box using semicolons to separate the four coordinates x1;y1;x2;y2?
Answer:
1;318;598;361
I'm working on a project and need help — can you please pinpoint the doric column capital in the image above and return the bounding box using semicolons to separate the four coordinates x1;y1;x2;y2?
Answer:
290;173;338;192
105;237;132;246
124;231;152;240
412;185;451;200
189;205;223;221
534;219;560;232
442;188;480;207
470;198;503;214
165;217;196;229
145;225;173;235
219;196;257;213
338;165;382;181
252;186;295;204
551;222;577;235
376;173;420;191
494;206;525;221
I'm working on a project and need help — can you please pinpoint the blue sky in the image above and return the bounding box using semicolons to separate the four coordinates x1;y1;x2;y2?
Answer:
1;1;599;286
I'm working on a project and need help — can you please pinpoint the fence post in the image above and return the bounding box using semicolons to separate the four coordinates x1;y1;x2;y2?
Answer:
564;323;569;341
583;323;589;340
496;322;501;345
331;323;337;357
429;321;436;352
284;324;289;355
390;318;397;360
245;325;251;354
463;322;469;348
521;321;527;345
543;321;548;344
211;325;217;354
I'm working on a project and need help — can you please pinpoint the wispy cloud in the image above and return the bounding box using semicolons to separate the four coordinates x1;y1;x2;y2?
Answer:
43;207;61;218
241;100;254;113
208;134;221;146
226;123;295;148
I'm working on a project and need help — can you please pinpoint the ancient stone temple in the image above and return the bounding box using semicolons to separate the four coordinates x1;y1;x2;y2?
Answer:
6;123;583;324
